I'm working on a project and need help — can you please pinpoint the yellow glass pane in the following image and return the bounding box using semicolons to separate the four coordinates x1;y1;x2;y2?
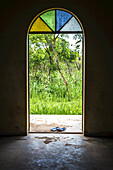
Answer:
30;18;52;32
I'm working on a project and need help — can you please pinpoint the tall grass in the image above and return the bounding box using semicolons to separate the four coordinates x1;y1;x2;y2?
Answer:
30;62;82;115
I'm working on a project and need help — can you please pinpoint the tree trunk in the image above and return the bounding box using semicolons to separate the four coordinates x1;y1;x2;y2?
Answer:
76;62;81;70
52;45;69;92
44;35;69;92
66;62;71;76
46;49;52;76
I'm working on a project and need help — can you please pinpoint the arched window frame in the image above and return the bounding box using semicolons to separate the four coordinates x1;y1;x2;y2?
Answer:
27;8;85;134
28;8;83;34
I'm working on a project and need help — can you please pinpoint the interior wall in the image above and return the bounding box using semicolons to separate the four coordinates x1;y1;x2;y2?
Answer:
0;0;113;136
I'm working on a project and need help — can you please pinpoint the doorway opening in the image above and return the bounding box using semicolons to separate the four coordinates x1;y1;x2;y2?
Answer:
27;8;84;133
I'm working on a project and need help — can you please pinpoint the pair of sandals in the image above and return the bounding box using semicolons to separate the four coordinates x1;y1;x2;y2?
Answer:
51;127;66;131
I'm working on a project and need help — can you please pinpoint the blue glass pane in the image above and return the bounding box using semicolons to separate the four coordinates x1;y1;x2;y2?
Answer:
56;10;72;31
60;17;82;31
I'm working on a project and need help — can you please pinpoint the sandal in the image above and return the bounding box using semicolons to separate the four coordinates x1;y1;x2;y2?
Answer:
50;127;59;131
57;127;66;131
50;127;66;131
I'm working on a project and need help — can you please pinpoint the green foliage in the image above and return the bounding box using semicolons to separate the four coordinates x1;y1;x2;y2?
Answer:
29;34;82;115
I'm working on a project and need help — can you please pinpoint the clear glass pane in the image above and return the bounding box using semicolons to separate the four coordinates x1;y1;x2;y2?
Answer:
60;17;82;32
56;10;72;31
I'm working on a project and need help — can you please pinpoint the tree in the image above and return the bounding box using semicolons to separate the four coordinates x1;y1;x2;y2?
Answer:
29;34;82;92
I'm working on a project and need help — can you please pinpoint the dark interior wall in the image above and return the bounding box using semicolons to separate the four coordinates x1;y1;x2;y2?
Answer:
0;0;113;136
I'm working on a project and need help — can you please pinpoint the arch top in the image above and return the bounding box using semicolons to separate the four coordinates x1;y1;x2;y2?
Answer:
28;8;83;33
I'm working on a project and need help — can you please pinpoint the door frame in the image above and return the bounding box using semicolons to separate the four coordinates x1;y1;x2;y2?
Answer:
26;8;85;134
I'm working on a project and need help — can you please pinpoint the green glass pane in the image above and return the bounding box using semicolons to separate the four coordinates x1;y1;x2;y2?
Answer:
40;10;55;31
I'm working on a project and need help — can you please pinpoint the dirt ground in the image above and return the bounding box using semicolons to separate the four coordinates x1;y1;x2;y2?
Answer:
30;115;82;133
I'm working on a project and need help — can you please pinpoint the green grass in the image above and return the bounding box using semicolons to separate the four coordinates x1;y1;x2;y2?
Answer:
30;98;82;115
30;63;82;115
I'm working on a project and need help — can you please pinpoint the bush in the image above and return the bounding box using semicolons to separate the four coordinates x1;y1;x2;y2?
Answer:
30;62;82;115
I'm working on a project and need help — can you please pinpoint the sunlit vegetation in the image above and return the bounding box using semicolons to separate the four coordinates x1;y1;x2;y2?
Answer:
29;34;82;115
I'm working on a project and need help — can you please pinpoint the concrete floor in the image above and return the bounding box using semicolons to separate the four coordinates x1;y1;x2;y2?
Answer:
30;115;82;133
0;134;113;170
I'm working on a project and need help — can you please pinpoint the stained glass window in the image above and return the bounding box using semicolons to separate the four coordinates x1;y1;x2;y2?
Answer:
40;10;55;31
30;18;52;32
60;17;82;31
29;9;83;33
56;10;72;31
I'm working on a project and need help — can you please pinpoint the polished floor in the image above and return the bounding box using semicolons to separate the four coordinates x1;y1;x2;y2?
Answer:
0;134;113;170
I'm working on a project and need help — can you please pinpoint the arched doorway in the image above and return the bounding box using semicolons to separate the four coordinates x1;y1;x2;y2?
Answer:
27;8;85;133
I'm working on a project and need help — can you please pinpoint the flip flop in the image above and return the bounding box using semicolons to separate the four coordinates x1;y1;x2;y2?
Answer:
50;127;59;131
57;127;66;131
